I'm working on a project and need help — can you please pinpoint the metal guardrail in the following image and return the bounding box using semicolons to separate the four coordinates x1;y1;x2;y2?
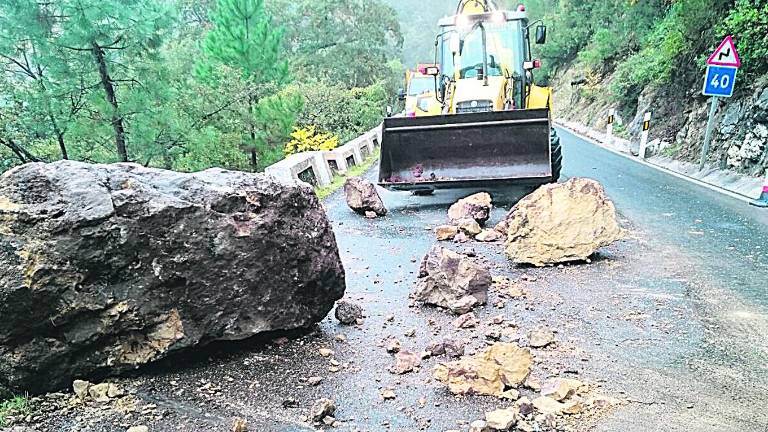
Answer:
265;125;382;187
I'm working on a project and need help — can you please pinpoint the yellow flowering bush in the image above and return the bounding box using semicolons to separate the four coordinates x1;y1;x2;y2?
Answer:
284;125;340;155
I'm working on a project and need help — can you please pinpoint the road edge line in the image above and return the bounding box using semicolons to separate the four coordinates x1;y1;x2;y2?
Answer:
554;122;754;204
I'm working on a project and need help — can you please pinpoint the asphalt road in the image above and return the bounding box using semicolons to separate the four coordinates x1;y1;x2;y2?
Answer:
25;127;768;432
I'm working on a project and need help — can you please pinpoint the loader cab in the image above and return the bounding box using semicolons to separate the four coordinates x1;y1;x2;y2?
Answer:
434;9;534;113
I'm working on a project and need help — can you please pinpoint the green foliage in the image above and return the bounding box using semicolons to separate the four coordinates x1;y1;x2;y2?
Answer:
721;0;768;76
0;396;29;427
290;81;388;143
284;126;340;155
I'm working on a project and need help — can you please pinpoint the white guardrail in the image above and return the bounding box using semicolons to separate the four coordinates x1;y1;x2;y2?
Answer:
265;124;382;186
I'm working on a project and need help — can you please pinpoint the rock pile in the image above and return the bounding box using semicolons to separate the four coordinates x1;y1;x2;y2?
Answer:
0;161;345;395
497;178;624;266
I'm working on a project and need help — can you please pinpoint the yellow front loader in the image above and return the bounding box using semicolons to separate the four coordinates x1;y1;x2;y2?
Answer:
379;0;561;191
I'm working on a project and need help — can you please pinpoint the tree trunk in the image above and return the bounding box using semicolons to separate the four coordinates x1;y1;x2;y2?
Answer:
248;96;259;170
92;42;128;162
49;114;68;160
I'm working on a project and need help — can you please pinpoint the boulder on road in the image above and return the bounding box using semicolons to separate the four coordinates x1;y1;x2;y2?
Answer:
343;177;387;217
0;161;345;395
498;178;624;266
448;192;493;225
413;246;490;313
434;342;533;397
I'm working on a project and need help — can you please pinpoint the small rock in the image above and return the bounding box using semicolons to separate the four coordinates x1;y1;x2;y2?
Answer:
307;377;323;386
404;328;416;338
72;380;91;400
318;348;334;358
310;398;336;422
516;397;535;416
448;295;480;315
531;396;566;415
380;389;397;400
127;427;149;432
485;407;518;430
452;312;479;329
456;218;482;236
390;350;421;374
476;229;503;242
541;378;584;401
335;300;364;325
232;417;248;432
364;210;378;219
528;328;555;348
435;225;459;241
385;338;402;353
469;420;489;432
427;338;466;358
88;383;112;403
454;232;471;243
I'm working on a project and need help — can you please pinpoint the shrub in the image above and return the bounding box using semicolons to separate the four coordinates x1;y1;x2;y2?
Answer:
284;125;339;155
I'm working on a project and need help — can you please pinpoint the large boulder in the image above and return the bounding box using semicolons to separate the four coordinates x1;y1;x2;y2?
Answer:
448;192;492;225
0;161;345;395
343;177;387;217
412;245;490;313
497;178;624;266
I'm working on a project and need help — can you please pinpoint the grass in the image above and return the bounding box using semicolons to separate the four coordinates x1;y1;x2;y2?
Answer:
0;395;30;427
315;148;380;200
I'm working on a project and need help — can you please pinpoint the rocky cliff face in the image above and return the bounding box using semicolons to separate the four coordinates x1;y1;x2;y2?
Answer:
0;161;346;395
553;68;768;177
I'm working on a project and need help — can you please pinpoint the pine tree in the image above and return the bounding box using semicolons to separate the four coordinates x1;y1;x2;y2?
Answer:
200;0;293;169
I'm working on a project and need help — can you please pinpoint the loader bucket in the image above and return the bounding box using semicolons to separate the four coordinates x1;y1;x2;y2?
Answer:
378;109;553;190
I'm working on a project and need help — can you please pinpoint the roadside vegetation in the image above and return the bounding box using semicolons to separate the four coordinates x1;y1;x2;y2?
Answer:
523;0;768;111
0;396;29;427
0;0;402;174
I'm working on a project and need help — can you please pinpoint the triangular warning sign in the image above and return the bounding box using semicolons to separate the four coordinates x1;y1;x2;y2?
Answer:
707;35;741;67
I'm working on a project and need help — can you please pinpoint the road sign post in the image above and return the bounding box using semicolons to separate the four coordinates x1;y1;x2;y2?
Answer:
700;35;740;171
606;108;615;145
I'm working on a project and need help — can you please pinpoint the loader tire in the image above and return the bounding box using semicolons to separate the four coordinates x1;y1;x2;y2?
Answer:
551;128;562;182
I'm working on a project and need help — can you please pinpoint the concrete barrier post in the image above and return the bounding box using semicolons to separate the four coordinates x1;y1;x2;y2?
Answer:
310;152;333;186
639;112;651;159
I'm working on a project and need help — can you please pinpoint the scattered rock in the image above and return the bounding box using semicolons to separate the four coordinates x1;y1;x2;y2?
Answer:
469;420;489;432
88;383;117;403
364;210;378;219
390;350;421;374
516;397;535;416
476;229;503;242
435;225;459;241
456;218;482;236
0;161;345;395
531;396;567;415
318;348;334;358
452;312;479;329
307;376;323;386
335;300;364;325
343;176;387;217
454;232;471;243
232;417;248;432
413;246;490;312
427;338;466;358
310;398;336;422
485;407;519;430
434;343;533;397
385;338;402;353
448;295;480;315
541;378;585;401
449;192;493;225
497;178;624;266
528;328;555;348
127;427;149;432
72;380;91;400
380;389;397;400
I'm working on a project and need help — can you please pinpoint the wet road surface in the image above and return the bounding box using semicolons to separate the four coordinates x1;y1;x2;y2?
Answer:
27;128;768;431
